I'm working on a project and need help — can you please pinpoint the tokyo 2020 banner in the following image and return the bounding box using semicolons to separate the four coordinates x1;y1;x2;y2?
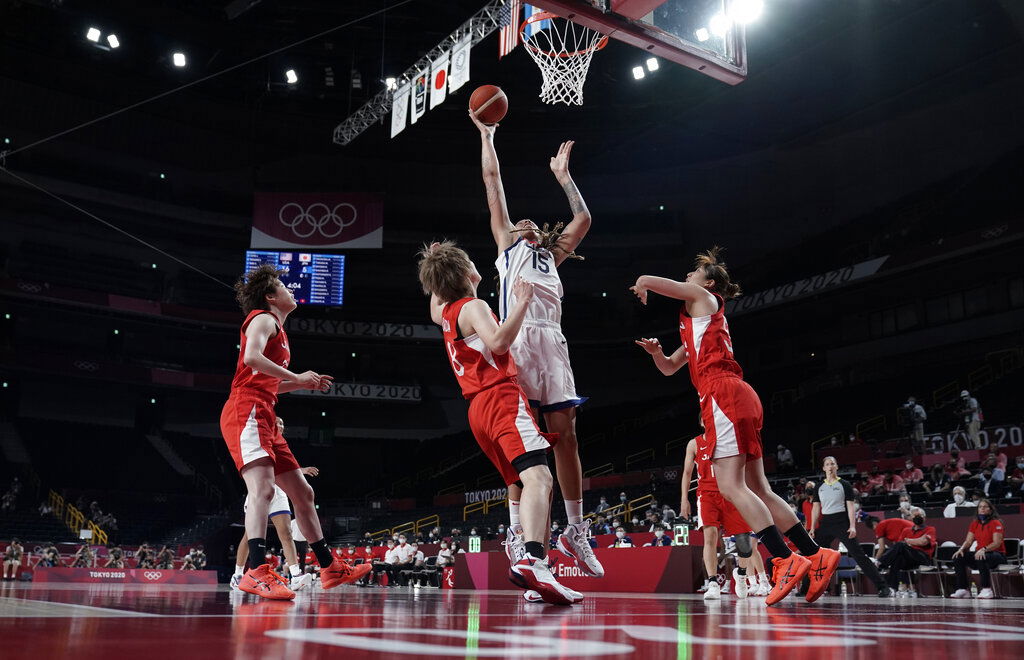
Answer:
250;192;383;249
32;568;218;585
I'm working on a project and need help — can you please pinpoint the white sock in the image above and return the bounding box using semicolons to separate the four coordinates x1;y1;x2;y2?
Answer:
234;565;244;576
565;499;584;526
289;564;302;578
509;500;522;532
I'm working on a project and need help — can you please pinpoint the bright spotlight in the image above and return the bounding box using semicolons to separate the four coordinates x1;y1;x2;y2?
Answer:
385;76;397;90
694;27;710;42
107;34;120;49
172;52;186;67
86;27;101;42
285;69;298;84
646;57;659;72
729;0;764;24
632;65;645;80
709;14;732;38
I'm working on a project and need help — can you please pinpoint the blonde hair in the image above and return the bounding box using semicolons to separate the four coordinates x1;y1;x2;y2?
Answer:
417;240;475;304
694;246;741;300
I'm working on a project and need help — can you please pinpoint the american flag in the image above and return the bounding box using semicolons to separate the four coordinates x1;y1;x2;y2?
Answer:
498;0;522;59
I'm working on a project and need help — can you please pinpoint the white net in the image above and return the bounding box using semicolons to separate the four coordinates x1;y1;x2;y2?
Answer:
522;16;607;106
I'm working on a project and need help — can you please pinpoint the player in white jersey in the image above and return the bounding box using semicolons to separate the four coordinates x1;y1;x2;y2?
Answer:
471;111;602;578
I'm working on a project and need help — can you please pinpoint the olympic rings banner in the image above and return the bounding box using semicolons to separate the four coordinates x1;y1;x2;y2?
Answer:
251;192;384;249
31;567;218;584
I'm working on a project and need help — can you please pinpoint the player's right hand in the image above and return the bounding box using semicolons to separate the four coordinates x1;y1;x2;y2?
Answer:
512;277;534;302
469;109;498;136
295;371;322;389
634;337;661;354
680;499;690;519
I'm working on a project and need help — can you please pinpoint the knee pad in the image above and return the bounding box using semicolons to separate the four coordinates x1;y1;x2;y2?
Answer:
734;533;753;558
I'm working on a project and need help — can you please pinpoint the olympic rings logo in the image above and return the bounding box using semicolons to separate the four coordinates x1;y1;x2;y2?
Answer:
17;282;43;293
73;361;100;372
144;571;163;580
279;202;358;239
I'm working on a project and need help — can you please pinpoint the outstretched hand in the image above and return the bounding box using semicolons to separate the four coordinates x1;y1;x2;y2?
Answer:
549;140;575;180
634;337;662;355
469;109;498;137
629;281;648;305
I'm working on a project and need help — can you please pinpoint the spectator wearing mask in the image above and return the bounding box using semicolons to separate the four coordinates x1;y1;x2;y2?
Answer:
897;494;913;519
945;458;970;481
661;504;677;522
943;486;975;518
866;516;913;561
104;545;124;568
592;515;611;536
180;554;197;571
865;469;886;495
371;539;397;585
594;496;610;514
900;461;924;487
436;541;454;568
974;467;1003;499
882;472;905;494
925;464;951;494
959;390;982;449
1008;457;1024;493
647;513;665;533
903;396;927;449
608;527;634;548
878;507;936;594
950;499;1005;599
618;492;628;508
393;535;416;574
776;444;795;472
644;525;673;547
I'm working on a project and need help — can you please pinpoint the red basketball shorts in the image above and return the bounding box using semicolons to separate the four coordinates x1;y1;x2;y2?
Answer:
220;392;300;475
699;376;764;461
697;490;753;536
467;381;557;487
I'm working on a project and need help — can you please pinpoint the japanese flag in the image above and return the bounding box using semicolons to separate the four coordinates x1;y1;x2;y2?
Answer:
449;35;471;93
430;52;450;109
390;82;411;138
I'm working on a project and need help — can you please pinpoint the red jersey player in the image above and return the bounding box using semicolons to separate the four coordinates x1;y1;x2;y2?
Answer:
220;264;370;599
417;241;579;606
680;434;770;600
632;247;839;605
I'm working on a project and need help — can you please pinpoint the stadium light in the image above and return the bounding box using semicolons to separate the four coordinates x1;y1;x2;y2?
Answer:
2;138;9;145
321;411;326;417
646;57;659;72
86;27;101;43
159;173;166;179
2;382;7;389
709;14;732;38
729;0;764;24
694;27;710;42
150;398;156;404
3;313;10;319
350;352;356;358
107;34;120;49
172;52;186;67
632;66;645;80
285;69;298;84
385;76;397;90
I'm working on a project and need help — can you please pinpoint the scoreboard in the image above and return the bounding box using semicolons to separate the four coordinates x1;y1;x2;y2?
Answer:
244;251;345;306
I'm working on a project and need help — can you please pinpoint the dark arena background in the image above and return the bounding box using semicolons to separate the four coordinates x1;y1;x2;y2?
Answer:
1;1;1023;658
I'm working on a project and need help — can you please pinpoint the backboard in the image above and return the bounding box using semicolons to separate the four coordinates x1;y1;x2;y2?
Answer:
528;0;747;84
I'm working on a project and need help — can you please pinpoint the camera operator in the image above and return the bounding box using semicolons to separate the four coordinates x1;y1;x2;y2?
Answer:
957;390;982;450
900;396;927;452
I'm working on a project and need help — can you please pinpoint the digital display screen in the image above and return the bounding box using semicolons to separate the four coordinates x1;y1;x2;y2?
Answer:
244;251;345;306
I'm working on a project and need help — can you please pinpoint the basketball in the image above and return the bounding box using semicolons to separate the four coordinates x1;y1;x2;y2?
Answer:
469;85;508;125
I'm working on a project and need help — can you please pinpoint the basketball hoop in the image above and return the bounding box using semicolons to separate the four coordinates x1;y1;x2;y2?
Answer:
520;11;608;106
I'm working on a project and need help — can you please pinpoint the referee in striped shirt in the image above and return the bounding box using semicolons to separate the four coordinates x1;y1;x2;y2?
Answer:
810;456;892;597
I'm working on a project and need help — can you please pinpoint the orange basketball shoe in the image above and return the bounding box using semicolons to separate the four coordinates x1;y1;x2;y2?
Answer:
765;553;811;606
321;558;372;589
239;564;296;600
804;547;841;603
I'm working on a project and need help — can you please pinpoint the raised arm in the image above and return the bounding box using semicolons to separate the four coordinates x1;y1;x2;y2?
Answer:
460;278;534;355
549;141;591;266
634;337;688;376
470;111;514;251
631;276;718;313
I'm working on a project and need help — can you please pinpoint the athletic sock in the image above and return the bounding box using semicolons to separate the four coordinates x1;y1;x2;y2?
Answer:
309;539;334;568
295;541;308;570
755;525;792;559
784;523;820;556
289;564;302;578
234;564;244;577
565;499;584;526
524;541;545;560
509;500;522;531
246;538;267;571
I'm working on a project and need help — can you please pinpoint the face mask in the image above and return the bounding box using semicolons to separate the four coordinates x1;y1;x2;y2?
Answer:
392;535;399;541
399;539;406;545
912;516;924;525
899;501;910;510
620;496;627;502
1017;462;1024;469
954;494;965;504
365;547;371;553
440;544;448;549
654;530;665;538
632;518;639;525
498;526;505;532
977;514;990;523
616;532;625;539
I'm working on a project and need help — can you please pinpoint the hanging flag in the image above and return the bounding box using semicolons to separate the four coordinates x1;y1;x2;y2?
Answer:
409;67;429;124
430;52;450;109
523;4;552;40
449;34;472;93
498;0;522;59
390;82;411;138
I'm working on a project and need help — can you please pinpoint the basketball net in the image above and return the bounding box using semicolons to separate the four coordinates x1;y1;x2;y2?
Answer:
521;12;608;106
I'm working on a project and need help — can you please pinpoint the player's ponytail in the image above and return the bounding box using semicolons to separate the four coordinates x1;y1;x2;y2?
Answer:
512;221;585;261
694;246;742;300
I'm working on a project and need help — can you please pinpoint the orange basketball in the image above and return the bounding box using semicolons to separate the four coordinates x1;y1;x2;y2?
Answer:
469;85;508;125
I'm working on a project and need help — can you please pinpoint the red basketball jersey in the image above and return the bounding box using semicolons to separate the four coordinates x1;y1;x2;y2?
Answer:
230;310;291;398
441;298;517;399
693;434;719;493
679;292;743;394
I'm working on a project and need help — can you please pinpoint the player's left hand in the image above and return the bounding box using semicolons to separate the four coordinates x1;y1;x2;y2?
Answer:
847;526;857;538
301;466;320;477
316;374;334;392
629;283;648;305
549;140;574;179
634;337;662;355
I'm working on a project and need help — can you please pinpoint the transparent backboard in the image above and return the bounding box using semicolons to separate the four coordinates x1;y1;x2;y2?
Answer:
530;0;747;84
